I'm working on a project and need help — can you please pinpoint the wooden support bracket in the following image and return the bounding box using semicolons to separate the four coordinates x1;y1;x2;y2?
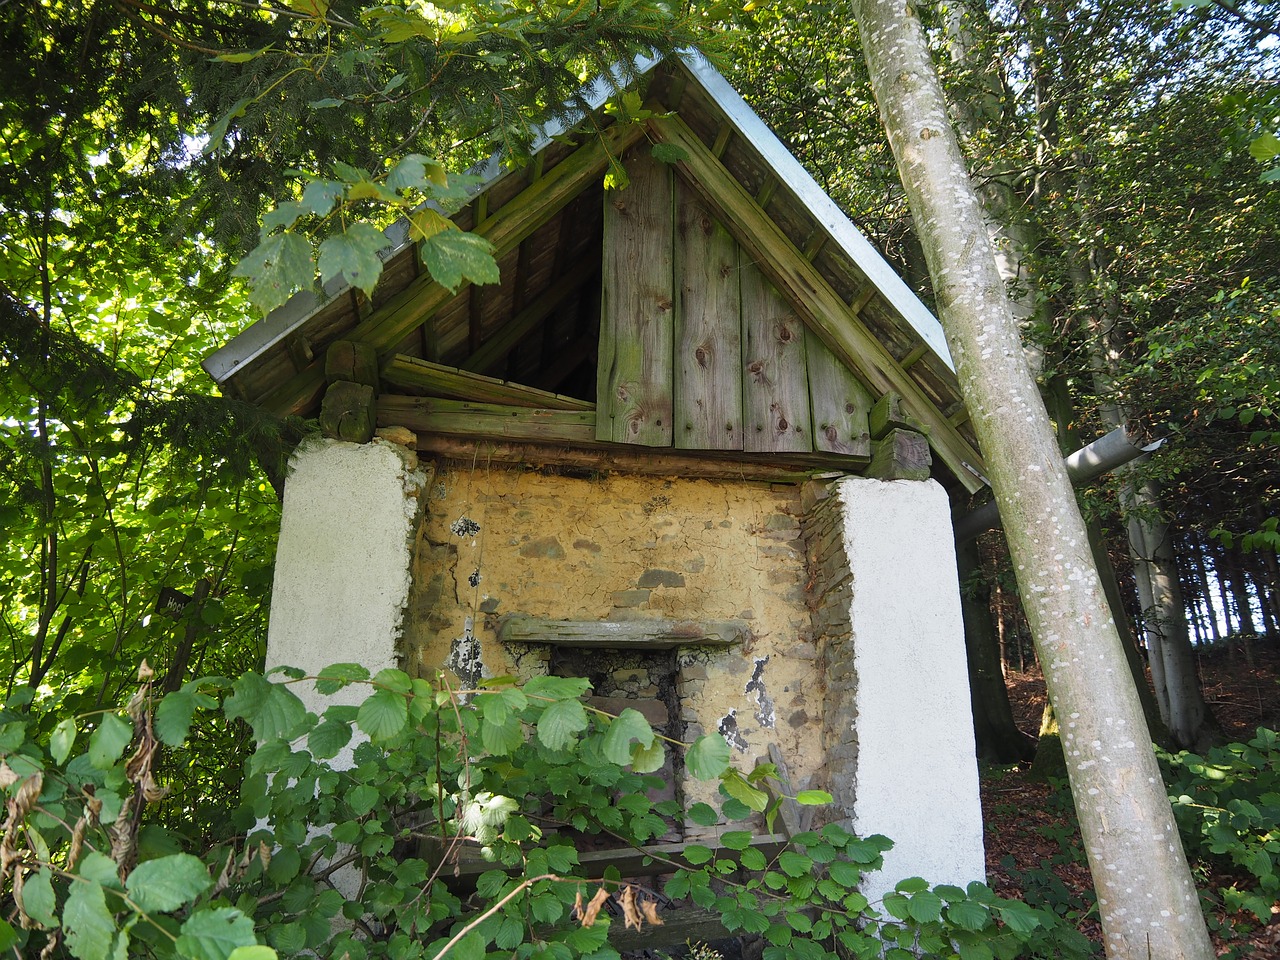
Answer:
320;380;376;443
868;391;923;440
866;427;931;481
325;340;379;388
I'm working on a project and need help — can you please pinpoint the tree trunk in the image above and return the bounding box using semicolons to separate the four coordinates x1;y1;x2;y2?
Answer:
957;537;1036;762
848;3;1215;956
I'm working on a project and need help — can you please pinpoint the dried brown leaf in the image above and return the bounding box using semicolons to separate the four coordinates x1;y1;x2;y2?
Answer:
640;897;663;927
580;886;610;927
620;884;641;931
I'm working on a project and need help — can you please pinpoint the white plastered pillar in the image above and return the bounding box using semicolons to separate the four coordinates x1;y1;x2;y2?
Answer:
815;477;985;907
267;438;426;714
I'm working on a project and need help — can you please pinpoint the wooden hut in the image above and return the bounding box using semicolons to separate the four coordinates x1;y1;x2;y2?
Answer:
205;52;987;906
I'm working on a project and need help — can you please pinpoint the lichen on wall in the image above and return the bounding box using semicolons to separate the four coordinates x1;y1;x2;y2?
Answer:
403;462;822;821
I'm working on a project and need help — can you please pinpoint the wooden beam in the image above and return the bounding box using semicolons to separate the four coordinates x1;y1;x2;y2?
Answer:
406;435;867;482
498;616;747;649
258;120;648;416
380;355;594;410
644;108;985;492
377;396;596;444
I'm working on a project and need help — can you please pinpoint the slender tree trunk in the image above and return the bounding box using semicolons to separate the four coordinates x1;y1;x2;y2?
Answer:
958;537;1036;762
847;3;1214;956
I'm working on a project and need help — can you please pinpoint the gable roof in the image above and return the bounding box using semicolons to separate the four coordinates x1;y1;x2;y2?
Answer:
204;52;984;491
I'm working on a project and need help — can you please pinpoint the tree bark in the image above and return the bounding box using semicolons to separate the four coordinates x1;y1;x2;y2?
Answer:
848;2;1215;956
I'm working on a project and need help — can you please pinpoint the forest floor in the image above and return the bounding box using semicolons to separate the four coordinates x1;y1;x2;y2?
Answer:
985;643;1280;958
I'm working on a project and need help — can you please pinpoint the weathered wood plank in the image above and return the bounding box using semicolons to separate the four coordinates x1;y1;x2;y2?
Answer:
644;108;985;492
377;396;595;444
766;742;815;838
380;355;594;410
597;144;675;447
806;326;872;459
320;381;376;443
740;259;811;453
866;427;932;481
411;435;868;482
259;120;648;416
674;181;741;451
498;616;747;649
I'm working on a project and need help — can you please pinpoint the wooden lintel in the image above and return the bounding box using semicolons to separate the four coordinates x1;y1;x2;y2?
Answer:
643;107;985;492
497;615;748;649
381;355;593;410
866;427;931;481
320;380;376;443
460;256;598;375
405;435;864;482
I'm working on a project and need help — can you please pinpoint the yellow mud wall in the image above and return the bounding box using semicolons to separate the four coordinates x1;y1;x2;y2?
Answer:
404;460;823;813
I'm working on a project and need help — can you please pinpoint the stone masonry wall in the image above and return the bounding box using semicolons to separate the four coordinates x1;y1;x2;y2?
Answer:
403;462;822;822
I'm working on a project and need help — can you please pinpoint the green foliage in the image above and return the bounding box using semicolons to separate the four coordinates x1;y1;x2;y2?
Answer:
1;666;1092;960
1160;727;1280;934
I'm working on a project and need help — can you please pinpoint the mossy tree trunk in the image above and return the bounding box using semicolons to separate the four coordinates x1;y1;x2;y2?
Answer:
848;1;1215;956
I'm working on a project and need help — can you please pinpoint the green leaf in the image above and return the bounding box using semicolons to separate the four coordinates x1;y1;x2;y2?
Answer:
301;180;344;217
357;688;408;741
778;851;812;877
651;143;689;164
224;674;307;742
995;901;1041;935
723;772;769;812
420;230;499;293
317;223;387;297
227;948;277;960
308;718;353;759
0;920;15;953
682;844;714;865
126;854;213;913
89;713;132;769
601;708;655;765
905;890;942;923
371;668;412;695
945;900;991;932
176;908;258;960
216;45;273;63
21;867;59;928
895;876;929;894
231;232;315;316
450;932;486;960
65;880;114;960
524;676;591;701
387;154;447;192
686;734;731;780
1249;131;1280;163
314;662;370;694
537;698;588;751
827;860;862;888
721;831;753;851
156;691;198;747
481;714;525;755
630;739;666;774
51;716;77;763
795;789;832;806
687;802;718;826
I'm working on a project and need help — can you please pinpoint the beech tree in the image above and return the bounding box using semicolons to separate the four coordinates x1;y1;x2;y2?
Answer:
847;0;1216;956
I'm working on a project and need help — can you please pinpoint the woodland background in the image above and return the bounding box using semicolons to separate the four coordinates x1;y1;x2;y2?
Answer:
2;0;1279;957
